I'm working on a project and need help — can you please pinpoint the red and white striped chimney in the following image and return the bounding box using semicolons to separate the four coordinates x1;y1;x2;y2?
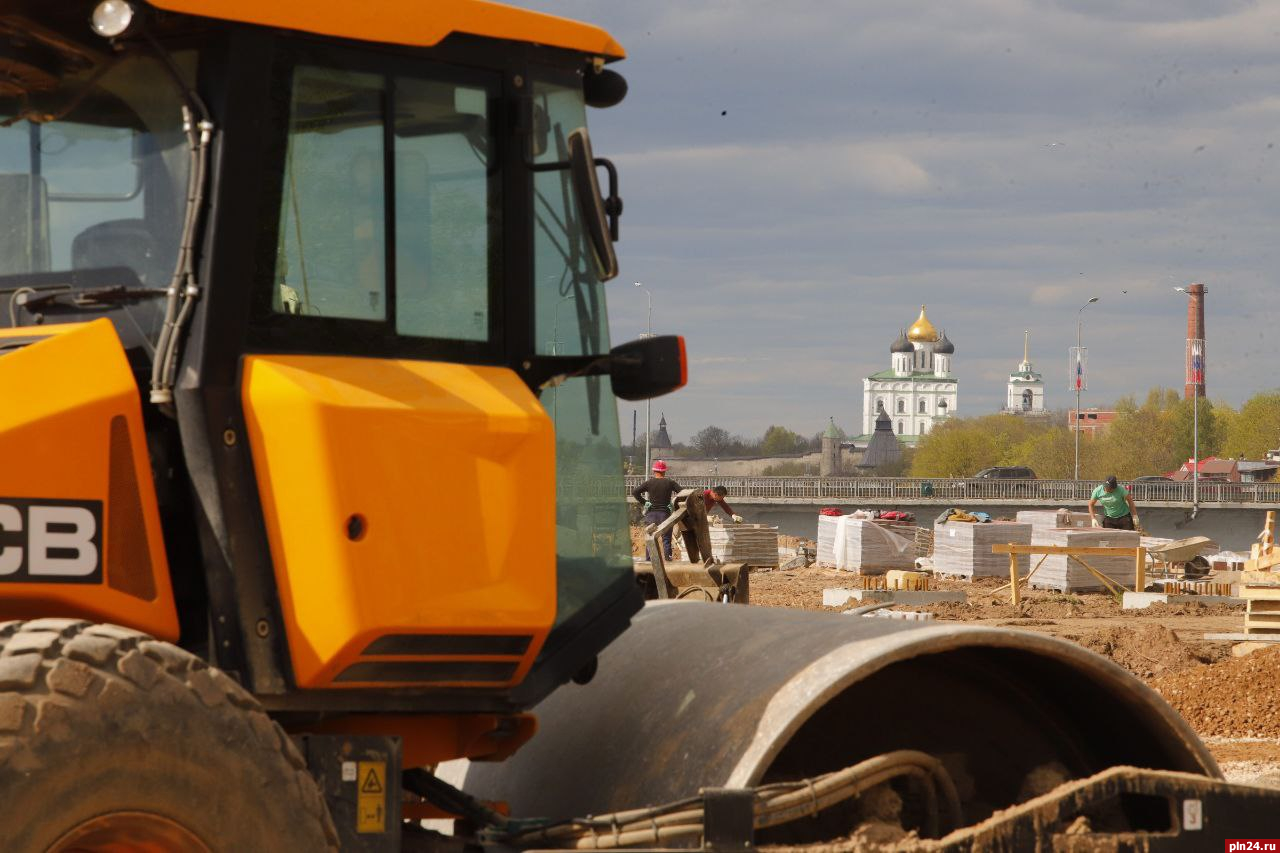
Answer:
1184;282;1206;399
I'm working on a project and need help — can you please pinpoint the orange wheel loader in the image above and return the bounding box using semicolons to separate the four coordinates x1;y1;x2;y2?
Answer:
0;2;1277;851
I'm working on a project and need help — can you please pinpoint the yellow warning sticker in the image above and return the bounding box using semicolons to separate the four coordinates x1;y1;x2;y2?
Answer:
356;761;387;834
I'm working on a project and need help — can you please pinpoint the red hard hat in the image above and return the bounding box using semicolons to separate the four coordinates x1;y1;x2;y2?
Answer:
652;460;667;472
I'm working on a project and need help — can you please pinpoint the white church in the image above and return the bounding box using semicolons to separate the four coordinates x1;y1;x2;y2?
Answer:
860;306;958;441
1003;330;1046;415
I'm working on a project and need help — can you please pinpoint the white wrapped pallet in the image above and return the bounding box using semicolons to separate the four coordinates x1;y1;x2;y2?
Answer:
708;524;779;567
933;521;1032;578
1032;528;1141;592
817;516;839;567
830;517;915;574
817;513;872;566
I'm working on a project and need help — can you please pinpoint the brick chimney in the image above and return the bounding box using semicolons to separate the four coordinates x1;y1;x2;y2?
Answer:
1185;282;1206;399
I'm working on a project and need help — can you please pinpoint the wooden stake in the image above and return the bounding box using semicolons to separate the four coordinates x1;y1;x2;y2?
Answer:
1010;553;1020;607
1135;546;1146;594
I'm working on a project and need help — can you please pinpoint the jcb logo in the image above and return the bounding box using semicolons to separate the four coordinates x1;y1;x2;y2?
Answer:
0;499;103;583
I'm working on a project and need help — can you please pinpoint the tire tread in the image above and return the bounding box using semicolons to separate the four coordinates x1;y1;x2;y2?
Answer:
0;621;339;849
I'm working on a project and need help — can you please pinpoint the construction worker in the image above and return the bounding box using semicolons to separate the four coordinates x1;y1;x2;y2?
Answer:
704;485;745;523
633;460;682;560
1088;475;1140;530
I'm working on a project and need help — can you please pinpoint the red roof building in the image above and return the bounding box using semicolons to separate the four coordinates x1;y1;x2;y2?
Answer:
1169;457;1240;482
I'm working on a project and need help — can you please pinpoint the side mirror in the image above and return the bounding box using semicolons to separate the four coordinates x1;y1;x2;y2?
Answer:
609;335;686;401
584;69;628;108
568;128;619;281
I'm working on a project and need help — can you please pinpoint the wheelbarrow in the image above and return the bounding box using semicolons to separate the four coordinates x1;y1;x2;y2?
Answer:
1147;535;1218;579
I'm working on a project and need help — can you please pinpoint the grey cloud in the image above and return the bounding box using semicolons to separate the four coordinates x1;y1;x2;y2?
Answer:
508;0;1280;436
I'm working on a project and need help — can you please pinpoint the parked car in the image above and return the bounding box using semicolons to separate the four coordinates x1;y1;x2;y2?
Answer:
1132;475;1172;482
973;466;1038;480
1194;476;1246;500
963;466;1038;497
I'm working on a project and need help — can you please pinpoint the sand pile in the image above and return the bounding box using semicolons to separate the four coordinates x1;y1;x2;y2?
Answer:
1065;624;1217;679
1151;646;1280;738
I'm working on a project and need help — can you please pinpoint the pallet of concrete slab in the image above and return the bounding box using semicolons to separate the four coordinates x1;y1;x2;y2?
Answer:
816;515;840;566
708;523;780;568
817;514;874;567
821;516;916;574
1015;509;1091;542
1027;528;1142;592
933;521;1032;579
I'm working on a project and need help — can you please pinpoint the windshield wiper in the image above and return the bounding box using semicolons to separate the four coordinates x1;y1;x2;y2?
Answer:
16;285;167;312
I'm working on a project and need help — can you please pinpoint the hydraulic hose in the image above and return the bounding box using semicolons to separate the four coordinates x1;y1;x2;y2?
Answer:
145;35;213;408
502;749;963;848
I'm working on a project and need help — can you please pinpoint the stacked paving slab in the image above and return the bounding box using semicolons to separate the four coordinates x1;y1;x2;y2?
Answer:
1015;509;1091;538
933;521;1032;578
1031;528;1141;592
708;524;779;568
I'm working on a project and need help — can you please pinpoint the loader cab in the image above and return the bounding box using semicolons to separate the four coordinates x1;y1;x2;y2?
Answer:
0;1;649;712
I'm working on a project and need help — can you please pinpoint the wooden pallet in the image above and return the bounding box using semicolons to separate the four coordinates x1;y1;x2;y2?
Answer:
1238;512;1280;635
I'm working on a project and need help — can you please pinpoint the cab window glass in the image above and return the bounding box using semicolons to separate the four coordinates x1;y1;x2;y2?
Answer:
531;76;630;625
274;64;498;341
275;67;387;320
394;78;496;341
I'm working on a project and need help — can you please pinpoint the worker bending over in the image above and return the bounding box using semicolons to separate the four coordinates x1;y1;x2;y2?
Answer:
1088;475;1140;530
704;485;744;523
633;460;681;560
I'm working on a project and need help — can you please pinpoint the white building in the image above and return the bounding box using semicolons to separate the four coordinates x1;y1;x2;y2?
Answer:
1004;331;1045;415
860;305;958;441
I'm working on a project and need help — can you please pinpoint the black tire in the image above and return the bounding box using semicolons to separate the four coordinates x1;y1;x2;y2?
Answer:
0;619;338;852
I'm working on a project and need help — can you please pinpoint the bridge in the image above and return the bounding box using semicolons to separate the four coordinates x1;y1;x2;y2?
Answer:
623;476;1280;509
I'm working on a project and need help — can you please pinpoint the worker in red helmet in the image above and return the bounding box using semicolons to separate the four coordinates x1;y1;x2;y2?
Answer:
632;460;682;560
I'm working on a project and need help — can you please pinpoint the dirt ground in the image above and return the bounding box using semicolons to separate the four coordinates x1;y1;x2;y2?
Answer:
748;562;1280;788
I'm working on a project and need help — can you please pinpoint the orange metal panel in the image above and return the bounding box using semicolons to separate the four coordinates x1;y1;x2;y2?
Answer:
241;355;557;688
147;0;625;58
0;321;178;640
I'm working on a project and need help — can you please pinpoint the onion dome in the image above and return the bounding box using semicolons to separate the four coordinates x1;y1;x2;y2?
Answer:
890;329;913;353
907;305;940;343
935;329;955;354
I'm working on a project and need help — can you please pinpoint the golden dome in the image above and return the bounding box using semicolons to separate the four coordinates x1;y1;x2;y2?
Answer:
907;305;939;343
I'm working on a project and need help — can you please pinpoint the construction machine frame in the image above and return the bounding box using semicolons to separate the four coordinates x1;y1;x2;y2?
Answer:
0;2;1277;850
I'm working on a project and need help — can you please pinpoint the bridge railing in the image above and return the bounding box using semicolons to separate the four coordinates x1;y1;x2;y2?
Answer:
622;476;1280;505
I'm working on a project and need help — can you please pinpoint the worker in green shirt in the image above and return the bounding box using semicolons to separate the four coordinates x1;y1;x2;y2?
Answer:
1088;475;1140;530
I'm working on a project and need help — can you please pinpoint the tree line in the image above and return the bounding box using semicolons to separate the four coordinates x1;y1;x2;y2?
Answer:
909;389;1280;479
633;423;846;459
642;388;1280;480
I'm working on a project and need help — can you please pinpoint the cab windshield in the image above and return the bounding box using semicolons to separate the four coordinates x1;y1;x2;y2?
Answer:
0;52;191;339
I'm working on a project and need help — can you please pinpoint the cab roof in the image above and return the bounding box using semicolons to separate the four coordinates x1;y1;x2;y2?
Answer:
146;0;625;59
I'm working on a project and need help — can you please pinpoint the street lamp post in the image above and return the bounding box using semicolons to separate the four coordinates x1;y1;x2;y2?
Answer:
1073;296;1099;481
634;282;653;472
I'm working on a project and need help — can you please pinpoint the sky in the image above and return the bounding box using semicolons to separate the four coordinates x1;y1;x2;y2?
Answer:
513;0;1280;444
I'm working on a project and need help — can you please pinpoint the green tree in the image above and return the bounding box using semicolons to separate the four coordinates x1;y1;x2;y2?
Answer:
760;425;803;455
1221;392;1280;459
1008;426;1075;479
1090;388;1187;478
910;420;1002;477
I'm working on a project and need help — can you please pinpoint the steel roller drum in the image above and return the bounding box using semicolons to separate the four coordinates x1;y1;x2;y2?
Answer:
462;602;1216;839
